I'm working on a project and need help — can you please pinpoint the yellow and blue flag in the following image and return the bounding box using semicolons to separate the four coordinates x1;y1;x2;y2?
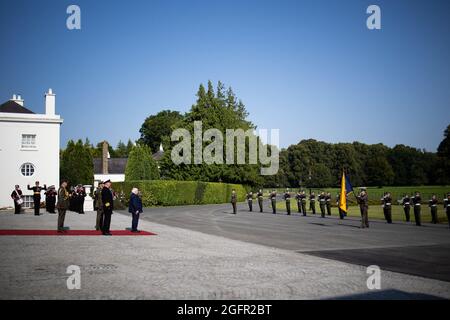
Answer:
339;171;354;213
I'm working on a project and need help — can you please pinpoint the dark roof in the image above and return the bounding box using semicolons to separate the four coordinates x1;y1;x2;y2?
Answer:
0;100;35;114
93;158;128;174
93;152;164;174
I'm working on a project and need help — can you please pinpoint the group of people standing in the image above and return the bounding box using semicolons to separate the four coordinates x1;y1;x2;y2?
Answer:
10;179;143;236
231;188;450;229
11;182;58;215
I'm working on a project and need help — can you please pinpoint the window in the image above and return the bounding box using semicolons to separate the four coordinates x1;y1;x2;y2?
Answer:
20;163;35;176
23;196;33;208
21;134;36;149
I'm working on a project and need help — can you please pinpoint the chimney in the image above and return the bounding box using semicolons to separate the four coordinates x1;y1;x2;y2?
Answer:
11;94;24;106
102;141;109;174
45;88;55;115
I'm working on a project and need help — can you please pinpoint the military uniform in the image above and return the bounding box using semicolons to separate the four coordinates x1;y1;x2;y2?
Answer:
101;184;114;235
27;184;46;215
11;187;23;214
231;191;237;214
325;193;332;216
94;186;104;231
412;194;422;226
309;193;316;214
257;191;264;212
381;194;393;224
295;192;302;214
45;187;57;213
300;192;307;216
246;192;253;212
429;197;438;224
270;191;277;214
283;191;291;215
444;195;450;228
402;196;411;222
56;185;70;232
318;193;326;218
357;192;369;228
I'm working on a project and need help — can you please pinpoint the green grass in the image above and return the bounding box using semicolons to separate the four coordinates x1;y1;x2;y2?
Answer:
274;199;449;224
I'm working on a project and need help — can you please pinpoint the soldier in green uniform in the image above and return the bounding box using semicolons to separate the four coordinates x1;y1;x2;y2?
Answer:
318;192;326;218
269;190;277;214
336;193;347;220
231;189;237;214
356;188;369;229
283;189;291;215
257;189;264;212
27;181;47;216
402;194;411;222
300;191;307;216
309;192;316;214
412;191;422;226
429;194;438;224
246;191;253;212
295;190;302;214
444;193;450;228
381;192;393;224
94;182;104;231
56;180;70;232
325;192;332;216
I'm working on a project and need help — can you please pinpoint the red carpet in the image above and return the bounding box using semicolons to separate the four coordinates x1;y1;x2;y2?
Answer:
0;230;156;236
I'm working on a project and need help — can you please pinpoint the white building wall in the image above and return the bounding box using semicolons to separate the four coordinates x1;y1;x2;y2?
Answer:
94;174;125;183
0;115;62;208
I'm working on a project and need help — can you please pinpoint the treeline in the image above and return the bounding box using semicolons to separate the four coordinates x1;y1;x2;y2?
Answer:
263;127;450;188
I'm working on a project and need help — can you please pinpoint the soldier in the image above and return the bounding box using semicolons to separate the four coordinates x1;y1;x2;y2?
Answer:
101;179;114;235
231;189;237;214
356;188;369;229
246;191;253;212
94;182;104;231
269;190;277;214
56;180;70;233
444;193;450;228
257;189;264;213
318;192;326;218
336;193;347;220
27;181;46;216
309;192;316;214
45;186;57;213
429;194;439;224
381;192;393;224
283;189;291;215
412;191;422;226
11;185;23;214
295;190;302;214
74;185;86;214
300;191;307;216
325;192;332;216
402;194;411;222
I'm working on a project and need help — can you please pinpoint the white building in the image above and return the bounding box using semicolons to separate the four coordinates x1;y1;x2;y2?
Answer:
0;89;63;209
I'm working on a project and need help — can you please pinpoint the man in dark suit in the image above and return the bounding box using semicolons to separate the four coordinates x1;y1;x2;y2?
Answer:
101;180;114;236
129;187;143;232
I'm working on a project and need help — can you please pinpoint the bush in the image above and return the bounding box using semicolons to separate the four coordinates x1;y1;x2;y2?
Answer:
112;180;246;207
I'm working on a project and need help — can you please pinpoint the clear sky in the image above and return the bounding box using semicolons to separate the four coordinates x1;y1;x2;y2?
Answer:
0;0;449;151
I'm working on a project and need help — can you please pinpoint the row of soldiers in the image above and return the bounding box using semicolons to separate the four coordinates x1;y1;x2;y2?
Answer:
231;188;450;228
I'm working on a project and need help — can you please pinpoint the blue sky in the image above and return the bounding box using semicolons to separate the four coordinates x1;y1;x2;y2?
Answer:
0;0;449;151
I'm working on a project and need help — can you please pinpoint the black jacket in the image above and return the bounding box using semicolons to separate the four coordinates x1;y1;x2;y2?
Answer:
102;187;114;212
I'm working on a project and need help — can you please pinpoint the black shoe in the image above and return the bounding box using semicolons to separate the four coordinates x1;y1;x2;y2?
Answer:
103;233;112;236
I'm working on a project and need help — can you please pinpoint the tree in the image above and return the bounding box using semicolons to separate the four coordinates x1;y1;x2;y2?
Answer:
366;156;394;187
436;124;450;184
60;139;94;186
139;110;184;152
125;144;160;181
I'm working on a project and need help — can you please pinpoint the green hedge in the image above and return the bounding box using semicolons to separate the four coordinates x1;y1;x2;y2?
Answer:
112;180;246;207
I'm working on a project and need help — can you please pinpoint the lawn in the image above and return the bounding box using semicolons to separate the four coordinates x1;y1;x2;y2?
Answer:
273;198;449;225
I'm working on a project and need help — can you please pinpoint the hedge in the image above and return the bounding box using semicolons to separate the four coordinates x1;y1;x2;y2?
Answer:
112;180;247;207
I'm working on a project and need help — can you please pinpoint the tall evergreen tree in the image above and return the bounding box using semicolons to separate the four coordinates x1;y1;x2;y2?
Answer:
125;144;160;181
